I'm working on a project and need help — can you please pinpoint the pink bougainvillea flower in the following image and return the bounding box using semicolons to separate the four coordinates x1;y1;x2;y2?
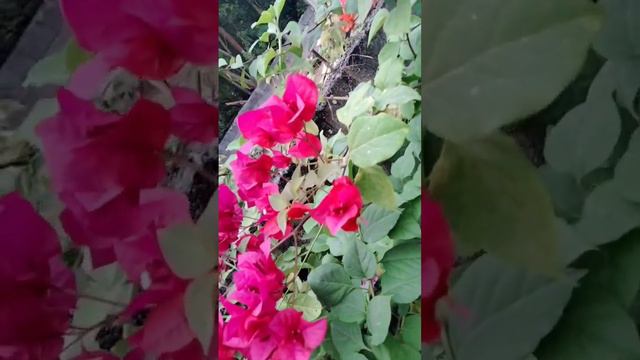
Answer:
221;297;274;354
61;0;217;79
423;191;455;344
60;188;190;274
282;74;318;123
310;176;363;235
0;193;76;359
239;182;278;211
288;203;310;220
289;131;321;159
219;184;242;255
218;317;237;360
230;152;273;192
267;309;327;360
125;261;202;358
238;74;318;148
37;89;171;213
67;57;112;100
231;251;284;316
170;87;218;144
272;150;292;169
237;101;299;148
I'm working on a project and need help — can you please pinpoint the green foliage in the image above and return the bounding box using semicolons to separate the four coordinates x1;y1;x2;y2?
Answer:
424;0;602;142
427;0;640;357
446;256;583;360
430;134;562;274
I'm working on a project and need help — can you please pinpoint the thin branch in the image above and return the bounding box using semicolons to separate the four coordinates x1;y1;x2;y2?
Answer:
225;100;248;106
406;33;417;58
219;26;247;55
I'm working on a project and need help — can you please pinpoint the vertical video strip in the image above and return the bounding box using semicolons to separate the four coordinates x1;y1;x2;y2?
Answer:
423;0;640;360
218;0;422;359
0;0;218;358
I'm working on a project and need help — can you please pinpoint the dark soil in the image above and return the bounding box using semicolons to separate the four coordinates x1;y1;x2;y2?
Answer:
0;0;42;66
314;34;386;136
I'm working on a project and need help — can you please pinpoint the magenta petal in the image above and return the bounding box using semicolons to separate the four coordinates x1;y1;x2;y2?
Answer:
289;132;321;159
283;74;318;121
67;56;113;100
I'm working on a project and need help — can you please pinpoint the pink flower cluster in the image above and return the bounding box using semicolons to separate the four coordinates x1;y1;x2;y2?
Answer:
218;74;366;359
219;249;326;360
0;0;217;359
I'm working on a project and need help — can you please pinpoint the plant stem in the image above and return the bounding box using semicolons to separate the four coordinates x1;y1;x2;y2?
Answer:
406;33;417;58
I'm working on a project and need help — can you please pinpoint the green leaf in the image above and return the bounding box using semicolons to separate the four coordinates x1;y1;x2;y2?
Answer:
342;353;368;360
396;169;421;205
269;194;288;212
448;256;583;360
575;181;640;246
343;239;377;279
390;147;416;180
274;0;286;17
15;98;58;147
425;0;602;142
330;320;367;357
230;54;244;69
357;0;372;24
430;134;561;274
348;113;408;168
536;255;640;360
332;289;367;323
593;0;640;61
613;129;640;202
377;336;421;360
375;85;421;109
367;236;394;261
259;47;277;77
287;292;323;321
374;57;404;90
401;315;421;350
407;114;420;144
389;197;420;241
368;9;389;45
252;7;275;28
361;204;401;243
544;65;620;179
378;42;400;65
380;242;420;303
366;295;391;346
555;218;593;266
383;0;411;41
581;229;640;309
184;273;215;354
538;165;585;221
337;81;375;127
23;49;70;87
308;263;355;306
72;263;133;329
159;219;215;279
65;40;92;72
537;293;640;360
355;166;396;209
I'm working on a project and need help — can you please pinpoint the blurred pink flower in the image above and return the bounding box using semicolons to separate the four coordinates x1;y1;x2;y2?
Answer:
170;87;218;144
423;191;455;344
0;193;76;359
61;0;217;79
